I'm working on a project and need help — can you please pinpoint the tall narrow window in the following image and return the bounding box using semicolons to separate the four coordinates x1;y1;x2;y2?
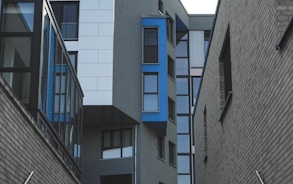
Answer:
157;135;164;159
166;12;174;42
169;141;176;165
143;73;159;111
203;107;208;164
51;1;79;40
168;56;175;78
168;98;175;121
158;0;163;14
68;51;78;72
143;28;158;63
219;27;232;106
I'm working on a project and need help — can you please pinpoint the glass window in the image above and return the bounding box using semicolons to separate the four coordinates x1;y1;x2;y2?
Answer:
51;2;79;40
102;129;133;159
176;96;189;114
0;37;31;68
168;98;175;121
1;72;30;104
204;31;211;57
168;56;175;78
158;0;163;13
192;77;201;105
166;12;174;42
176;78;188;95
157;136;164;159
176;40;188;57
1;2;35;32
178;156;190;173
68;51;78;71
178;175;191;184
143;73;159;111
169;141;176;165
177;135;190;153
177;116;189;133
176;58;188;76
144;28;158;63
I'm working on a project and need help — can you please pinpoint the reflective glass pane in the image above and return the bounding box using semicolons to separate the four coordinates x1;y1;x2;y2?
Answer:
178;175;191;184
177;116;189;133
144;94;159;111
54;95;60;112
0;37;31;67
113;131;121;147
144;28;158;63
144;74;158;93
176;41;188;57
176;96;189;114
1;72;30;104
192;77;201;104
176;58;188;76
123;129;132;147
177;135;190;153
178;156;190;173
1;2;34;32
176;78;188;95
122;146;133;157
103;148;120;159
103;132;111;148
55;75;60;93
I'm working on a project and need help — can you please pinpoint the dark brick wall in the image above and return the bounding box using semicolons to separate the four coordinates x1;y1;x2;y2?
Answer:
0;77;80;184
194;0;293;183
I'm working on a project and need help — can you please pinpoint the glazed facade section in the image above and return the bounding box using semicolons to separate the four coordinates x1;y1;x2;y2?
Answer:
0;0;83;178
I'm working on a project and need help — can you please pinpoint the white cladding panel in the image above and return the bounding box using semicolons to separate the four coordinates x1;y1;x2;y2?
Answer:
75;0;115;105
189;31;205;68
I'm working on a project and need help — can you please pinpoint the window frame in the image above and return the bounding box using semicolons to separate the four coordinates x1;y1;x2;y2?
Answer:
169;141;176;165
158;0;163;14
168;55;175;78
143;72;159;112
157;135;165;159
168;98;175;121
143;27;159;64
166;12;174;43
219;26;232;121
101;128;133;159
50;1;79;41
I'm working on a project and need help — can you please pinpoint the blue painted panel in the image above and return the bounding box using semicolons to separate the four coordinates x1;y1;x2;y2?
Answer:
47;27;55;122
142;17;168;124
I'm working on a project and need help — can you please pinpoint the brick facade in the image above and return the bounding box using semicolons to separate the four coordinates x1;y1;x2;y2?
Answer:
0;77;80;184
194;0;293;183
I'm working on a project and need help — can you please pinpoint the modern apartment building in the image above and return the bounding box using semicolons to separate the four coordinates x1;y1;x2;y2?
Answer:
194;0;293;184
0;0;83;182
0;0;213;183
47;0;214;183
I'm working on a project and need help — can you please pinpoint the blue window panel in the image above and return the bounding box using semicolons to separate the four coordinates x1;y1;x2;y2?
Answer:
141;17;168;125
178;156;190;173
176;96;189;114
177;134;190;153
144;94;159;111
47;27;55;122
144;74;158;93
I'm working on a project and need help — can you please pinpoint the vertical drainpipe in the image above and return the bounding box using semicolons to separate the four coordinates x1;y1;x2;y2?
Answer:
134;124;138;184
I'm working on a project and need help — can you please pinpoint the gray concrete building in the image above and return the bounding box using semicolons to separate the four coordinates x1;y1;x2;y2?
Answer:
63;0;213;183
194;0;293;183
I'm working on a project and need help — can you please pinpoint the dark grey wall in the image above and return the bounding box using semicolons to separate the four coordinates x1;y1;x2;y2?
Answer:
81;126;135;184
194;0;293;183
0;77;80;184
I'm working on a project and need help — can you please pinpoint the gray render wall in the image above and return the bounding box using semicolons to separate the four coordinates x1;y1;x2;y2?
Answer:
194;0;293;184
0;77;80;184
